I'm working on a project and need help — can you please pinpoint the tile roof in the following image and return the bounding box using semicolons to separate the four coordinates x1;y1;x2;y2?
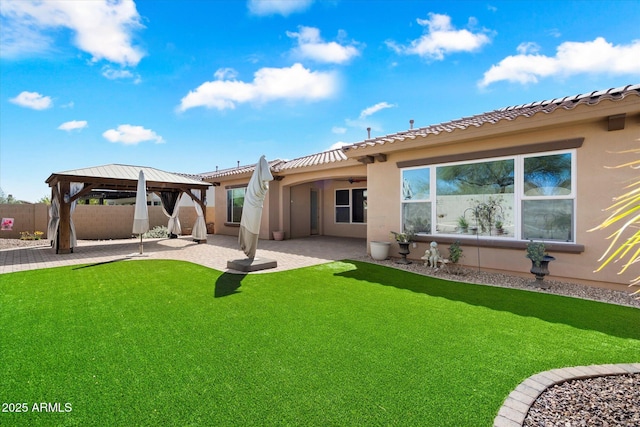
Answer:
201;150;352;179
198;84;639;180
344;84;640;151
277;149;349;171
200;159;286;180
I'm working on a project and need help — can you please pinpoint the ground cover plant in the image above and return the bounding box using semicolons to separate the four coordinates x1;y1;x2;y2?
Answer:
1;260;639;426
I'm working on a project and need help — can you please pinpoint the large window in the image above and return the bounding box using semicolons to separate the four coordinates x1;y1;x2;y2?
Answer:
226;187;246;223
335;188;367;223
400;150;575;242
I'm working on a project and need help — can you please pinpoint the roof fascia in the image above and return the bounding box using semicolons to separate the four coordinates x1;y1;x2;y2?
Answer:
343;95;640;158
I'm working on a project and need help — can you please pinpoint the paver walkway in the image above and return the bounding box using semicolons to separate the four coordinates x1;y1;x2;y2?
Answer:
0;235;367;274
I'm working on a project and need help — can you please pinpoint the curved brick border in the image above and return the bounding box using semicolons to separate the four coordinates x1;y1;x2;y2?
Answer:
494;363;640;427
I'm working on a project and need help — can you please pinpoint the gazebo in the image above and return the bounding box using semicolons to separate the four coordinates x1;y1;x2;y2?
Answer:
45;164;211;254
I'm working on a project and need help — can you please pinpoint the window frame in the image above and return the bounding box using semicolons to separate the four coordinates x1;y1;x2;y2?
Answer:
399;148;576;242
335;187;367;224
226;186;247;224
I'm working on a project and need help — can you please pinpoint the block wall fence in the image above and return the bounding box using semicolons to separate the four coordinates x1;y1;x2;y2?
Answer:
0;204;216;240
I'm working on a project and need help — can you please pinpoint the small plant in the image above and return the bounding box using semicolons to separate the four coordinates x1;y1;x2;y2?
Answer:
526;241;548;267
143;226;169;238
470;196;506;234
19;230;44;240
457;216;469;231
448;240;463;264
391;229;415;243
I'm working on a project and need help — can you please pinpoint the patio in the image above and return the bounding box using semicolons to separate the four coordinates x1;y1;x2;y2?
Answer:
0;235;367;275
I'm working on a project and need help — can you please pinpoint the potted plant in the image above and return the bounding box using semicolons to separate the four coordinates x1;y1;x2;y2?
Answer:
526;241;556;286
495;219;505;235
457;216;469;233
391;230;415;264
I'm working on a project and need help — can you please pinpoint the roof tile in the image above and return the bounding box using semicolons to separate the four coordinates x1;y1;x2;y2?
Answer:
345;84;639;151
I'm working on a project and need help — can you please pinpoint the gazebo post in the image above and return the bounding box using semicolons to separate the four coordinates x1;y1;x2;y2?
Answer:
58;181;72;254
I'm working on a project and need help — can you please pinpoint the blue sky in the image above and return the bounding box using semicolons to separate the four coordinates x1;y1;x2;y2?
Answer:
1;0;639;202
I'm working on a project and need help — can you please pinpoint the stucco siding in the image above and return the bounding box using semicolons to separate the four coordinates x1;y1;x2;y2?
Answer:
365;100;639;287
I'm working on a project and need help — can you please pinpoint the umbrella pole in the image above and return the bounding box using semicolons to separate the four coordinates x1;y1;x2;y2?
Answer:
139;233;143;254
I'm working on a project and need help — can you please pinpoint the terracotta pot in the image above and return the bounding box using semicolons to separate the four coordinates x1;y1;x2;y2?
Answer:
273;231;284;241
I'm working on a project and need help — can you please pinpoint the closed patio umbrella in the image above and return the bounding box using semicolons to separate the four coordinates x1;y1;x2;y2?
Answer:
239;155;273;259
132;170;149;254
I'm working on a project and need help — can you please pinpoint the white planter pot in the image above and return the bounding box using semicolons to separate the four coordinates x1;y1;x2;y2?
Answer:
273;231;284;241
370;241;391;260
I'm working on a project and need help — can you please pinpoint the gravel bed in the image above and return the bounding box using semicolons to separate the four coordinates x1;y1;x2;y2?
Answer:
523;374;640;426
357;256;640;308
0;238;50;250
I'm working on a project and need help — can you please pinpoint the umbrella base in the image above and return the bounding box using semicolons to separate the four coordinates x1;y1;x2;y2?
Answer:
227;257;277;272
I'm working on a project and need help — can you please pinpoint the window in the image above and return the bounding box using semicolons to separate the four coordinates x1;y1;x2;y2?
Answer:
436;159;514;236
226;187;246;223
522;153;573;241
335;188;367;223
400;150;575;242
401;168;431;233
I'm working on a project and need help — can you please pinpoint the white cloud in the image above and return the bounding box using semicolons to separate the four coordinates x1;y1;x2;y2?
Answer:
332;126;347;134
58;120;88;131
0;0;145;66
328;141;350;150
102;124;164;145
287;26;360;64
387;13;491;60
248;0;313;16
102;66;141;83
479;37;640;87
359;102;396;119
517;42;540;55
214;68;239;80
10;91;52;110
178;63;338;111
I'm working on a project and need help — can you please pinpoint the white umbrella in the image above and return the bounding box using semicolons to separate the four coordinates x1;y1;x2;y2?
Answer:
132;170;149;254
239;155;273;258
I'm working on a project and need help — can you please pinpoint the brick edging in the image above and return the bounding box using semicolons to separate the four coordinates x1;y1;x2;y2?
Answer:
493;363;640;427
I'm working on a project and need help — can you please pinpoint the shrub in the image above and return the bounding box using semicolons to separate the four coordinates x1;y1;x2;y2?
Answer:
143;226;169;238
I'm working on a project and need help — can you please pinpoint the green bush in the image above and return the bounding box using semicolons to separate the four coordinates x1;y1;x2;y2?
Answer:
142;225;169;238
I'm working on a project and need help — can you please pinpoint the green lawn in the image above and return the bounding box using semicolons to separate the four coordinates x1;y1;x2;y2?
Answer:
1;260;639;426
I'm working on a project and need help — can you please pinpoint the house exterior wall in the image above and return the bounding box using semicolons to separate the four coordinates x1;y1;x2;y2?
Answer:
213;177;280;240
211;163;368;240
278;164;368;239
363;98;639;288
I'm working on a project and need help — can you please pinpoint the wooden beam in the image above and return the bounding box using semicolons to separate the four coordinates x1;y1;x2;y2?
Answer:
69;183;99;203
357;155;375;164
608;114;625;131
184;188;207;212
373;153;387;162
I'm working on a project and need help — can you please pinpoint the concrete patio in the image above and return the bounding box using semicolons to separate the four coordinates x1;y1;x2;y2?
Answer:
0;235;368;275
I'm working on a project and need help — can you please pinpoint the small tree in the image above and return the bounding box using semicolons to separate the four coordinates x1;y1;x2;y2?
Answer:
0;188;20;204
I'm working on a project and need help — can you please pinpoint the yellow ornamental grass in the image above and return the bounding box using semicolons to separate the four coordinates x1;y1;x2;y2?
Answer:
590;147;640;295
